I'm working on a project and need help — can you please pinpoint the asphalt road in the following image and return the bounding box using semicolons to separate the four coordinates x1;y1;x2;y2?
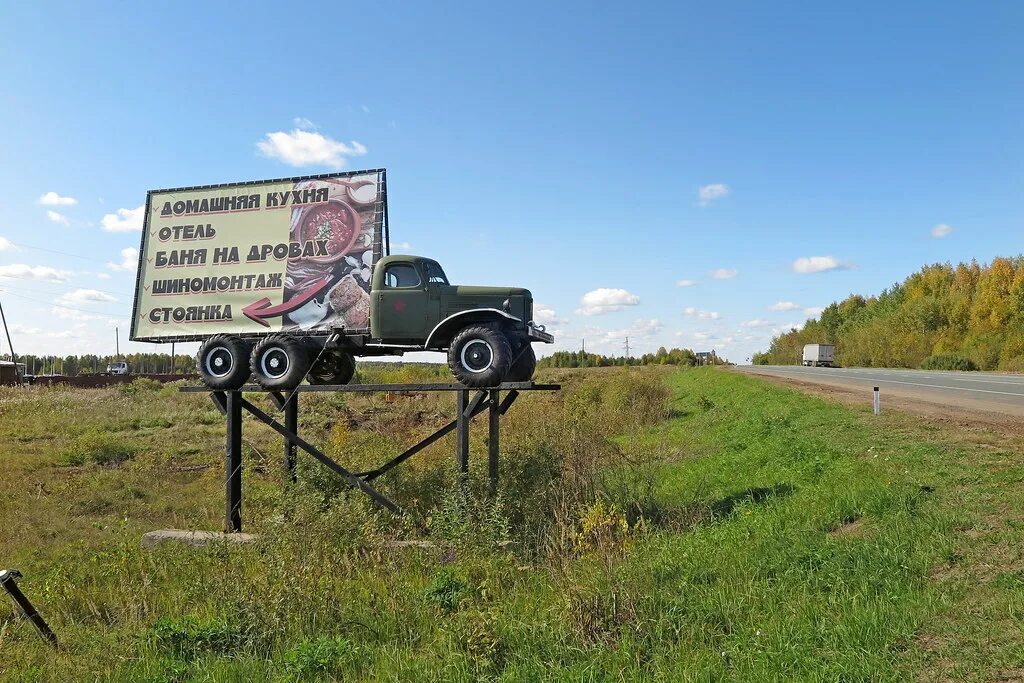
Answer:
736;365;1024;417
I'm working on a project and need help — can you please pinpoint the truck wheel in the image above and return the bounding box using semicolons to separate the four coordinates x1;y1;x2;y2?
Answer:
250;334;314;390
506;344;536;382
197;335;252;390
309;350;356;385
447;325;512;387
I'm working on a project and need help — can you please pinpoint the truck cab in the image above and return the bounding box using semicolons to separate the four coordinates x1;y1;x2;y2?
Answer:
370;255;546;345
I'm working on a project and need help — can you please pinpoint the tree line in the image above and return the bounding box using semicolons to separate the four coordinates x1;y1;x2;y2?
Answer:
538;347;719;368
1;353;196;376
753;257;1024;371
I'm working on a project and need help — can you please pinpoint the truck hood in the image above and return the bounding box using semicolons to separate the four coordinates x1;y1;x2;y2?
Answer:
451;286;531;298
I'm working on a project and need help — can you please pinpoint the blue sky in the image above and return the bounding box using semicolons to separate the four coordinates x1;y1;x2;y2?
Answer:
1;1;1021;362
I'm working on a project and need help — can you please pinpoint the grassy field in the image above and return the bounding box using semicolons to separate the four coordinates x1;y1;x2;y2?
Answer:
2;366;1024;681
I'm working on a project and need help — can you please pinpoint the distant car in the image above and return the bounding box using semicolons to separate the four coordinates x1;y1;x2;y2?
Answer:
105;361;129;375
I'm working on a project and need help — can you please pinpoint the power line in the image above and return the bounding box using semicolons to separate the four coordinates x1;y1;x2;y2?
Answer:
0;289;123;319
1;238;121;265
0;276;127;299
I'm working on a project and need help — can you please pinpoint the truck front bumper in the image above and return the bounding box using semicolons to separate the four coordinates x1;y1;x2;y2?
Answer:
527;323;554;343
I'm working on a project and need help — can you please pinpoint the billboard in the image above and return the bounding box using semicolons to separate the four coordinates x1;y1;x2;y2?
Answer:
130;170;387;342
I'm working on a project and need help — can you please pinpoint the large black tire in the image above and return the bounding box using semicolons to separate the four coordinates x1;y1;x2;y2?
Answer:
196;335;252;390
447;325;512;387
250;334;314;390
506;344;537;382
308;350;356;385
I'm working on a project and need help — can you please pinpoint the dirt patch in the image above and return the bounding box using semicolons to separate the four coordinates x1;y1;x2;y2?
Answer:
829;518;868;538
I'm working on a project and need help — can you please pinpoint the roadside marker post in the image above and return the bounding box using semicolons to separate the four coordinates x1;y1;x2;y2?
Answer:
873;386;881;415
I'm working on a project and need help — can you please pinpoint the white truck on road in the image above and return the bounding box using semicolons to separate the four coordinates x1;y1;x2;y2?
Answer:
802;344;836;367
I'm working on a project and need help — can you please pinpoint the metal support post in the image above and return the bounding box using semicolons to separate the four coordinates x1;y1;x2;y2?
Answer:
0;569;57;646
488;389;500;495
456;389;469;477
284;394;298;482
225;391;243;533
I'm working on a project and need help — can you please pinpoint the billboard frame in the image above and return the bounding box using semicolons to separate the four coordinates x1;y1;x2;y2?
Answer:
129;169;389;344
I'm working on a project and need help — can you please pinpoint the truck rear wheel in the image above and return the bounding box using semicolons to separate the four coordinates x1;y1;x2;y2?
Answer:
447;325;512;387
197;335;252;390
309;350;356;385
506;344;536;382
250;334;314;390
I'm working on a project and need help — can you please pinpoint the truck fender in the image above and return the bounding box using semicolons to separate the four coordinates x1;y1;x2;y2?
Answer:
424;308;522;349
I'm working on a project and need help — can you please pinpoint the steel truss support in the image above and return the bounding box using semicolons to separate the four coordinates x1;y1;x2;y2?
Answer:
192;382;555;533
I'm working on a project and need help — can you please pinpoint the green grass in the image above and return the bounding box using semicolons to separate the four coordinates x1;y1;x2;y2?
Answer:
1;368;1023;680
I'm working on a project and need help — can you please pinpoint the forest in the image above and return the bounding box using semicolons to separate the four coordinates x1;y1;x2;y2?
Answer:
537;347;716;368
753;257;1024;371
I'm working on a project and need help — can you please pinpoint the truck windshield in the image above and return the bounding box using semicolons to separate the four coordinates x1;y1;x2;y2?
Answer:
424;261;448;284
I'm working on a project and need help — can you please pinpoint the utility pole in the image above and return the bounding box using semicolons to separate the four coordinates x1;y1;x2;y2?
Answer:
171;342;175;375
623;336;630;358
0;296;23;386
115;327;120;357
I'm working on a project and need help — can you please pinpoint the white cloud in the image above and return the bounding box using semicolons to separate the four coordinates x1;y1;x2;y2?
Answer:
292;117;317;130
58;289;116;305
10;323;43;335
391;241;413;251
791;255;848;274
0;236;14;251
38;191;77;206
51;306;104;322
46;210;69;225
257;129;367;168
684;306;720;320
742;319;773;328
0;264;71;283
772;321;806;335
101;206;144;232
533;303;563;326
931;223;953;238
710;268;737;280
676;278;698;287
697;183;729;206
96;272;112;280
769;301;801;311
107;247;139;272
631;319;664;336
576;288;640;315
804;306;825;316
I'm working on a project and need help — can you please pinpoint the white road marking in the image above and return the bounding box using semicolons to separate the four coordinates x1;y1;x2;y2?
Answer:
819;369;1024;387
748;367;1024;398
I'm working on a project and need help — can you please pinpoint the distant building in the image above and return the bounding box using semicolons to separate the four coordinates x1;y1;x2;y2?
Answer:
695;350;717;366
0;361;18;386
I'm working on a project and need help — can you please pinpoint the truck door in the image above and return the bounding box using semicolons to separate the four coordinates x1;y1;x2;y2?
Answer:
376;261;427;341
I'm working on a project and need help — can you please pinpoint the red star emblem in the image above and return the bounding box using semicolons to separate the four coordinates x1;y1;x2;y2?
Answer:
393;300;407;312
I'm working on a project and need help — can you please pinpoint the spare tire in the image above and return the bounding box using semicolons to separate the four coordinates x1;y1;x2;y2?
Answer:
447;325;512;387
197;335;252;390
506;344;537;382
309;350;356;385
250;334;314;390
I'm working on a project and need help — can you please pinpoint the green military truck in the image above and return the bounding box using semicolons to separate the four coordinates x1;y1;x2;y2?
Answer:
129;170;553;390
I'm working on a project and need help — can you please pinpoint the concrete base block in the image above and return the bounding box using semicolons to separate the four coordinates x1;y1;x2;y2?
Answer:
141;529;258;549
